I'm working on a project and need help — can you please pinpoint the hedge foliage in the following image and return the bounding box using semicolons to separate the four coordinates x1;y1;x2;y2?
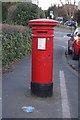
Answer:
2;2;46;25
2;2;45;66
2;28;32;66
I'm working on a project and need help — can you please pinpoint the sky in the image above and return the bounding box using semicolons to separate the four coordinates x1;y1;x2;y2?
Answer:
38;0;79;10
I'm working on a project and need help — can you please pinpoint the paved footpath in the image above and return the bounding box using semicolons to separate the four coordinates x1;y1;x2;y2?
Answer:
2;27;78;118
0;68;2;120
2;53;63;118
2;52;78;118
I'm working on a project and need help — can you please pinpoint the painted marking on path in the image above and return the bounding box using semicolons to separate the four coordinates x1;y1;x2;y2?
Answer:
55;44;66;49
60;70;71;118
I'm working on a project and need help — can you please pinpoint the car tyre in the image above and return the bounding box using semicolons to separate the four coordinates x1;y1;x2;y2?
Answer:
68;47;72;54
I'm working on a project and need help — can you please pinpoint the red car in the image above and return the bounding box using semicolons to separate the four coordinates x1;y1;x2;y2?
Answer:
72;28;80;61
72;32;80;67
67;27;80;67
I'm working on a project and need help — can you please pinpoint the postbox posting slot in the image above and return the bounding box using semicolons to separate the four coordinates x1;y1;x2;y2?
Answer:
37;31;47;34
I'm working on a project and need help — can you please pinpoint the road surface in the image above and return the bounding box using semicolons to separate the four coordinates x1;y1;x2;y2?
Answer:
2;27;78;118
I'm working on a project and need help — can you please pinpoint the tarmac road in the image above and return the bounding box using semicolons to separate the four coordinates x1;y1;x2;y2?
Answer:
2;27;78;118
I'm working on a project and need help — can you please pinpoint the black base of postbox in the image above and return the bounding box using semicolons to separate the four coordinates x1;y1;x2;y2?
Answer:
31;82;53;97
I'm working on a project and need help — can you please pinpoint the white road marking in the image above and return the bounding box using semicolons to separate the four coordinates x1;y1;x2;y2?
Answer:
55;44;66;49
64;36;69;38
54;35;68;38
60;70;71;118
54;31;66;35
54;36;64;39
54;36;68;41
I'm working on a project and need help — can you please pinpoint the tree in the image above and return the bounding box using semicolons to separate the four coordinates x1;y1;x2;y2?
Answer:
74;10;80;23
46;5;58;19
2;2;16;21
59;0;77;20
2;2;46;25
46;5;68;21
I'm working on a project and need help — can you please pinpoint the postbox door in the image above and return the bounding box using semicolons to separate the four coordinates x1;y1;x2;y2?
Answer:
32;36;53;84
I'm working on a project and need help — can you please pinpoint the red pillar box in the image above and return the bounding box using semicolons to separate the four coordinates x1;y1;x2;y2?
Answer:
28;19;58;97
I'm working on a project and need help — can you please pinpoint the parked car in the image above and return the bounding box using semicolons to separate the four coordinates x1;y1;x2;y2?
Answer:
73;33;80;67
67;27;80;67
72;28;80;60
64;20;76;27
79;52;80;67
67;33;74;54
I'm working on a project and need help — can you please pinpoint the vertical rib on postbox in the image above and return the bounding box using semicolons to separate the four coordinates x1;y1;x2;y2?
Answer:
28;19;58;97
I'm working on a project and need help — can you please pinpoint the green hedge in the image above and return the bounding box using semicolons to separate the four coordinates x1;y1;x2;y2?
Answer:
13;3;39;26
2;2;46;25
2;28;32;66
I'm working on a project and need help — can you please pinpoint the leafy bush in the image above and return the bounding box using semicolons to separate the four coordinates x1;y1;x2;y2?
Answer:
2;27;32;66
12;2;45;26
13;3;38;26
2;23;27;33
2;2;46;25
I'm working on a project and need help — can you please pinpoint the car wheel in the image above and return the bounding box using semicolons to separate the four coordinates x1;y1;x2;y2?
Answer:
72;51;79;60
68;47;72;54
78;52;80;68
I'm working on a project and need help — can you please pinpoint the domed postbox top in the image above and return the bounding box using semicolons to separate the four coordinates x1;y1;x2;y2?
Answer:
28;19;58;27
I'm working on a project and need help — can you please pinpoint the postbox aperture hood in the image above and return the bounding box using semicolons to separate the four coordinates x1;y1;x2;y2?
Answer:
28;19;58;27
